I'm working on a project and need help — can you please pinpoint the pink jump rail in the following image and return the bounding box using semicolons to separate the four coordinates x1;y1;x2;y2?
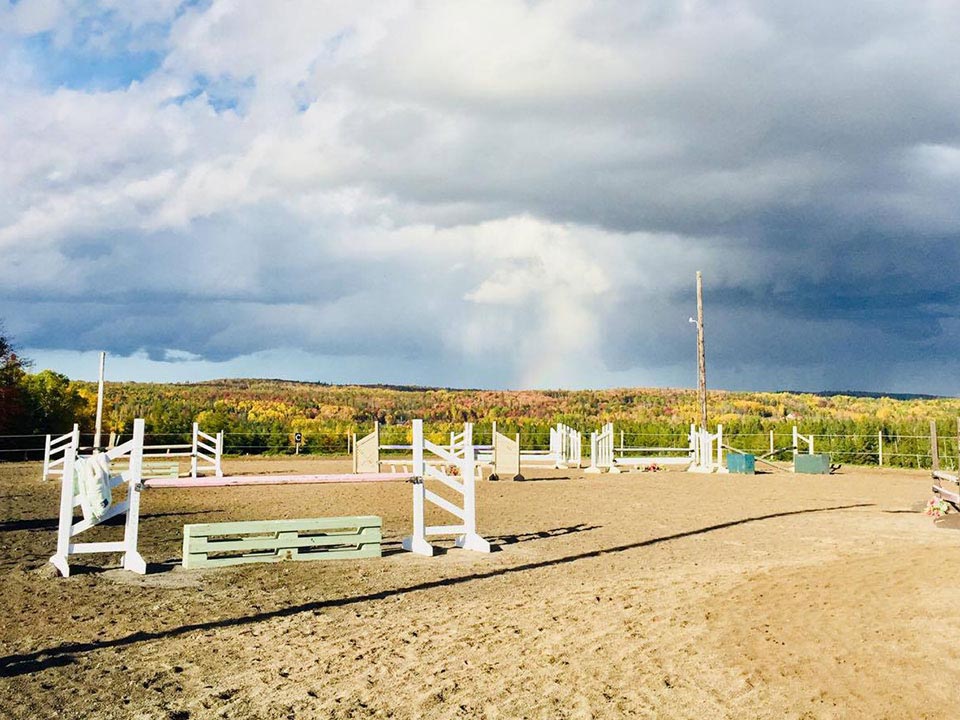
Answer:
140;472;413;489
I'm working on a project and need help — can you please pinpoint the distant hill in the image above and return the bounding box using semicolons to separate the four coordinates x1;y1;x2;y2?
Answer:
798;390;948;401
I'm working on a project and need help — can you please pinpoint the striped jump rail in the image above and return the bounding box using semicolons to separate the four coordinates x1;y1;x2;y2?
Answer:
182;516;382;569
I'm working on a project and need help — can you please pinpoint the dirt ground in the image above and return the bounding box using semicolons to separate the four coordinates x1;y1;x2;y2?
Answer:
1;456;959;719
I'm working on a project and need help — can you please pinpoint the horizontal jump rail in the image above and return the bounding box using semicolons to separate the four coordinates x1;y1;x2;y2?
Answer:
932;484;960;506
142;472;413;489
933;469;959;483
195;440;217;454
616;446;691;453
616;456;691;466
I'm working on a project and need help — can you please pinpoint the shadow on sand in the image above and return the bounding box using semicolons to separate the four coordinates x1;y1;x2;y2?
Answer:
0;503;873;678
0;510;223;534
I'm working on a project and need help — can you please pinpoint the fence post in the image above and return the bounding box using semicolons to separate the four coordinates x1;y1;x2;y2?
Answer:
41;434;52;482
792;426;798;461
878;430;883;466
191;422;199;479
717;424;724;468
931;421;939;472
769;429;774;455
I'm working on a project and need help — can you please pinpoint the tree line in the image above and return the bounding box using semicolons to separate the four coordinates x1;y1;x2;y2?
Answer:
2;327;958;468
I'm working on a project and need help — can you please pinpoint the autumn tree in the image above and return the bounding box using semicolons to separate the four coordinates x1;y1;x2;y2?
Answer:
0;323;30;434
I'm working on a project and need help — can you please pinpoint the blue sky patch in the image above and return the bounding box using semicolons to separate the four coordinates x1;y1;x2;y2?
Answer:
163;74;255;114
20;30;164;91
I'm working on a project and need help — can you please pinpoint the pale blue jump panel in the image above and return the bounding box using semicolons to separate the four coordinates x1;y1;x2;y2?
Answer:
182;515;382;569
142;461;180;478
113;460;181;478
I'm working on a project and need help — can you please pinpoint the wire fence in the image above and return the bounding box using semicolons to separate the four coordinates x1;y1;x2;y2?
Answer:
3;423;958;470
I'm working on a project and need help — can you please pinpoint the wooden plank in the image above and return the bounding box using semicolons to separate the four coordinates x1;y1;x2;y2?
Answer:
424;465;465;494
492;431;521;479
71;499;130;534
933;470;959;483
185;542;381;569
182;516;382;569
188;526;381;553
113;464;180;477
353;426;380;473
186;515;381;535
144;473;410;488
69;541;127;553
187;519;381;539
142;461;180;478
617;447;691;453
932;484;960;505
423;439;456;463
426;524;466;535
616;456;691;466
424;489;466;519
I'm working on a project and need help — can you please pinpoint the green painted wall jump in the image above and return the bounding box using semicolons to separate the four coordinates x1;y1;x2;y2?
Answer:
182;516;382;569
794;453;832;474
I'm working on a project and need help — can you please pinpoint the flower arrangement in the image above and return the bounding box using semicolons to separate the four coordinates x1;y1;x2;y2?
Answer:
925;497;950;519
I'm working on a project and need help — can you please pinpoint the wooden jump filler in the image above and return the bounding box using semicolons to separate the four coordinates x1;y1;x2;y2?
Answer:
183;516;382;569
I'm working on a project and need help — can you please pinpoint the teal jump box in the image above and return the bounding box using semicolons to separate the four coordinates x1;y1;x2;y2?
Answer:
794;453;832;474
727;453;756;474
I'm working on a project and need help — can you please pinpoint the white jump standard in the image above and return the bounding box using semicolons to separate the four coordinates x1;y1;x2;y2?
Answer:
586;423;619;474
403;419;491;556
50;419;148;577
690;424;727;473
41;424;80;482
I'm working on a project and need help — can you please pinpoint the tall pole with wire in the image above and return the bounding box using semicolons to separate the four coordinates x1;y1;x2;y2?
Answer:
94;351;105;452
696;272;707;432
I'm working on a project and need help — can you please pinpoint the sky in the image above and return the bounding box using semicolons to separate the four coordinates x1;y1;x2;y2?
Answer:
1;0;958;395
